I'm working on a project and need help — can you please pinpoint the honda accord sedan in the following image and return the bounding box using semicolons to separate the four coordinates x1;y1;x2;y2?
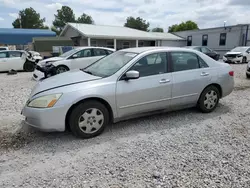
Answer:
22;47;234;138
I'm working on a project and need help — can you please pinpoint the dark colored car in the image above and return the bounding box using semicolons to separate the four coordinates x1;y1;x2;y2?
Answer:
184;46;220;61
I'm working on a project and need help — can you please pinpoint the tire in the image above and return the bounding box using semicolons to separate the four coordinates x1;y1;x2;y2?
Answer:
56;65;69;74
197;86;220;113
246;73;250;79
23;61;35;72
69;100;110;139
242;57;247;64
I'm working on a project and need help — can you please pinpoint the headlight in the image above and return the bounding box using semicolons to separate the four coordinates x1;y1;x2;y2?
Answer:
27;94;62;108
237;53;243;57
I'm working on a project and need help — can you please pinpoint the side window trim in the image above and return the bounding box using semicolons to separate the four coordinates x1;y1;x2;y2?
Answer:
169;51;201;72
119;52;169;81
0;52;9;58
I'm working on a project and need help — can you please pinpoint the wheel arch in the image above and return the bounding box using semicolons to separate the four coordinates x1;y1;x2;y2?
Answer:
55;64;70;70
65;97;114;131
201;83;222;99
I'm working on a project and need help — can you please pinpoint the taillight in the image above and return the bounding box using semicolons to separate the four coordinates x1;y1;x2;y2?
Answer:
229;71;234;76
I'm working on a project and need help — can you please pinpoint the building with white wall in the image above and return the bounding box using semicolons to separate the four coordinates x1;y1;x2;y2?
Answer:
174;24;250;56
60;23;186;50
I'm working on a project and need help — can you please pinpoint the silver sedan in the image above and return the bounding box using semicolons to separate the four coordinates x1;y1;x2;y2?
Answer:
22;47;234;138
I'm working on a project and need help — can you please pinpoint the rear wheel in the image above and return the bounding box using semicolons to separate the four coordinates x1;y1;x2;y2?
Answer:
69;101;109;139
23;61;35;72
198;86;220;113
56;65;69;74
242;57;247;64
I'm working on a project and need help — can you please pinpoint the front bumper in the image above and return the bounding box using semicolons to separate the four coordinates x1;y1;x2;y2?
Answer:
32;69;44;81
223;56;243;63
22;105;69;132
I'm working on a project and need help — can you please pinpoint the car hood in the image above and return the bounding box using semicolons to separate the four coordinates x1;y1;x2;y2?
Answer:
31;70;101;96
38;57;65;66
226;52;243;55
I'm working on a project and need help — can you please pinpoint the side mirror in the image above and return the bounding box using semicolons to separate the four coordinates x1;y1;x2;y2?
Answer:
72;54;78;58
124;70;140;80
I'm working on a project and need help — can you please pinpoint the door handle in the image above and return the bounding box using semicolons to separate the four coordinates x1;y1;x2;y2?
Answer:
201;72;209;76
159;79;170;84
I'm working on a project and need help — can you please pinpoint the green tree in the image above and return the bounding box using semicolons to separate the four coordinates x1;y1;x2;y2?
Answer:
51;26;60;36
12;7;48;29
53;6;75;34
168;20;198;32
77;13;94;24
152;27;164;32
124;16;150;31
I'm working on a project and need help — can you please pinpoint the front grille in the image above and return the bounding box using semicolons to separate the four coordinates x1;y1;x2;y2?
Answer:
225;54;237;58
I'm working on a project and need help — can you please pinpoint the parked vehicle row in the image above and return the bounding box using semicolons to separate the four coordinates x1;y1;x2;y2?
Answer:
184;46;220;61
33;47;115;80
223;46;250;64
0;50;42;72
22;47;234;139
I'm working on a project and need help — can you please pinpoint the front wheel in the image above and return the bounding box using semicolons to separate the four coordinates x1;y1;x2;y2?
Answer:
56;65;69;74
246;73;250;79
197;86;220;113
69;101;110;139
23;61;35;72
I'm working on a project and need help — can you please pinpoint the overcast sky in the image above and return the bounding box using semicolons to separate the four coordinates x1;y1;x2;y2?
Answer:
0;0;249;31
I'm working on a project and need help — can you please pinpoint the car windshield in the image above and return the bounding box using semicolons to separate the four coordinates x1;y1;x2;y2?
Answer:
231;47;248;52
59;48;79;58
84;51;138;77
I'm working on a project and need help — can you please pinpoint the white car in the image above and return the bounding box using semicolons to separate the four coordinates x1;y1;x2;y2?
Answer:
33;47;115;81
0;50;37;72
223;46;250;64
0;46;9;51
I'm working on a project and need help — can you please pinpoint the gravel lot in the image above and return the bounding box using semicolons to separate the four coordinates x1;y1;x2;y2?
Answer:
0;64;250;187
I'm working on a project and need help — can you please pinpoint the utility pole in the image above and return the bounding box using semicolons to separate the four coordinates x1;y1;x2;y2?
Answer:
19;14;22;28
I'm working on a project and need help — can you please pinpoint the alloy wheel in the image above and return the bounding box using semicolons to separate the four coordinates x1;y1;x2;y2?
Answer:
204;90;218;110
56;67;68;74
78;108;104;134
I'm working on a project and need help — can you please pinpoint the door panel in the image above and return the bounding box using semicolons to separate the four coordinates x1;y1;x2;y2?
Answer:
0;52;9;71
8;51;25;70
170;51;211;108
9;58;25;70
116;52;172;118
171;68;211;107
116;73;172;118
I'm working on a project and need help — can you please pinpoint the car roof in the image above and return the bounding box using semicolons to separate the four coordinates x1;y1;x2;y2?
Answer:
119;47;200;54
75;46;116;51
0;50;24;52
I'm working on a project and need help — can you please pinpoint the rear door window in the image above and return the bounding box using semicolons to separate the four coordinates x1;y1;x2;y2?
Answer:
73;49;93;58
201;47;211;53
9;51;22;57
0;52;8;58
93;49;108;56
170;52;200;72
